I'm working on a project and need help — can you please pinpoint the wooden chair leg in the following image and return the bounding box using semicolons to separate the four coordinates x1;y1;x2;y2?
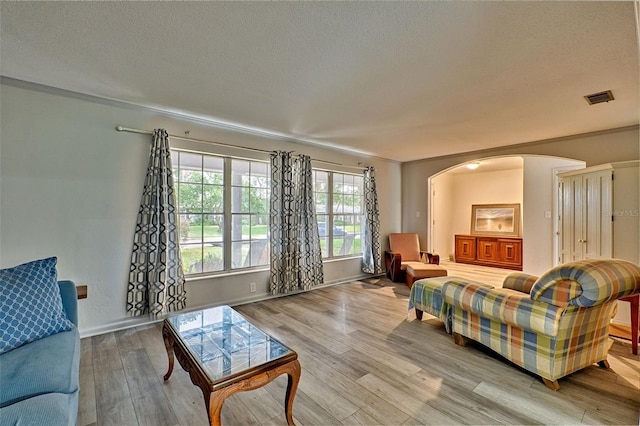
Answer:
620;294;639;355
406;274;414;289
542;378;560;391
453;332;467;347
629;295;638;355
597;359;610;369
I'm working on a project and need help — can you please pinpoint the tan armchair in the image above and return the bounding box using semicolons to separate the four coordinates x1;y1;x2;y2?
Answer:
385;233;440;282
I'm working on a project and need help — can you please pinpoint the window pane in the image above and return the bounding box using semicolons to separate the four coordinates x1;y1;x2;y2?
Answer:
316;215;327;235
250;163;269;186
332;236;345;257
333;173;344;193
181;243;202;274
232;160;250;187
314;171;329;192
252;188;269;213
203;156;224;184
179;153;203;183
202;184;223;213
343;174;354;187
256;214;269;230
315;193;328;214
343;215;361;235
203;244;223;272
171;151;179;179
319;236;329;258
178;214;192;243
333;190;344;213
231;241;249;269
178;183;202;213
203;215;223;243
251;215;268;239
185;216;203;242
231;214;250;241
231;186;245;213
248;239;269;267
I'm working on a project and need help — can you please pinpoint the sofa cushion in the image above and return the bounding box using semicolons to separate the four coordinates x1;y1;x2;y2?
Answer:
0;257;74;354
0;328;80;407
502;272;538;294
0;392;78;426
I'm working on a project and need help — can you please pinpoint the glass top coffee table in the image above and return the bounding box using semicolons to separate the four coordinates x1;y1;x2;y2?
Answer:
162;305;300;425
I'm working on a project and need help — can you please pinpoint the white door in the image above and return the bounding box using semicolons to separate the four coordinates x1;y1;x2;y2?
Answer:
582;170;612;259
559;170;612;262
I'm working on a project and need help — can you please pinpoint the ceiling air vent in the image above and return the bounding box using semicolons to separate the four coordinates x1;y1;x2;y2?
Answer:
584;90;614;105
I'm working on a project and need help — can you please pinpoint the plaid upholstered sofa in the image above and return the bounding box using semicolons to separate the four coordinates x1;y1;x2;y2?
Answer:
442;259;640;390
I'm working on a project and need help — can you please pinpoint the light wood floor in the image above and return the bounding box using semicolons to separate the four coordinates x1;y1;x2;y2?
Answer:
78;262;640;425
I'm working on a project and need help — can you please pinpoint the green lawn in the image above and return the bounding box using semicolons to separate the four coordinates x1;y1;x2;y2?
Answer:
187;224;268;239
181;226;362;273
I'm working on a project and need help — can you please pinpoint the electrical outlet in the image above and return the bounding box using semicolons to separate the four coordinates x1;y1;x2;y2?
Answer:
250;282;256;293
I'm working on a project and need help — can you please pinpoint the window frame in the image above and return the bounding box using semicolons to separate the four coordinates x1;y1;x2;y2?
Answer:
171;147;271;277
313;169;364;259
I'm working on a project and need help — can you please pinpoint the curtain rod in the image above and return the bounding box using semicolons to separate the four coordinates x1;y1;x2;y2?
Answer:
115;125;366;171
116;125;272;154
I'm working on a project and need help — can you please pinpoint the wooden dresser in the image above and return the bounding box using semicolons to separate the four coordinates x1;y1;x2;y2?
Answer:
455;234;523;270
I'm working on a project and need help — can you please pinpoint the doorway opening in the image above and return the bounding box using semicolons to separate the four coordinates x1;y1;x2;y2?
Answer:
427;155;584;275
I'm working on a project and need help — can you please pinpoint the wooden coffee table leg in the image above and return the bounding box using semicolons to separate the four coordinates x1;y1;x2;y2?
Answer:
284;359;301;426
162;323;175;381
202;358;301;426
207;391;223;426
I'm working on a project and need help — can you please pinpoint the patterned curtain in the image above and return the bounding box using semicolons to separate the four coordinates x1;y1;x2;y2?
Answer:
362;167;382;274
127;129;186;316
270;151;324;294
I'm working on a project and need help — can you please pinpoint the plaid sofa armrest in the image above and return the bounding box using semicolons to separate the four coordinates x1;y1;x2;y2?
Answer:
531;259;640;308
502;273;538;294
443;281;565;336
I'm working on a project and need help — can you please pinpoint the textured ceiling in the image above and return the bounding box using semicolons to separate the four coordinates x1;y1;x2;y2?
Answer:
1;1;638;162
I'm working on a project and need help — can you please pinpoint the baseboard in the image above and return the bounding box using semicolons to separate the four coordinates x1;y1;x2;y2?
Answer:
78;273;373;338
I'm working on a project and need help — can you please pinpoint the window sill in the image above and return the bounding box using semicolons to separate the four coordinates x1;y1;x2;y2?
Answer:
322;254;362;263
185;266;270;282
184;255;362;281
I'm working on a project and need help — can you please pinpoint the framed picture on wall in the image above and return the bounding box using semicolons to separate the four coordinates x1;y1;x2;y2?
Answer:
471;203;521;236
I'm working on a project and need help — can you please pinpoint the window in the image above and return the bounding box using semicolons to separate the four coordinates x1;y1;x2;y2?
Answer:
172;150;270;275
313;171;364;258
230;160;270;268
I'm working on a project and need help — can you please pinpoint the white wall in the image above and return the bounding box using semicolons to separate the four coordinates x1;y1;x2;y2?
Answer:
431;167;523;258
522;156;584;275
430;172;453;258
0;82;401;337
451;168;523;235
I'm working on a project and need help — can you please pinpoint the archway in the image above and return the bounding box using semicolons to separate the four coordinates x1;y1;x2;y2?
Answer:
427;155;584;275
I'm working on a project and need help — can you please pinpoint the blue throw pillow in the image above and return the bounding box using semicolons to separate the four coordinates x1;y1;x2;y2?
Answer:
0;257;74;354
